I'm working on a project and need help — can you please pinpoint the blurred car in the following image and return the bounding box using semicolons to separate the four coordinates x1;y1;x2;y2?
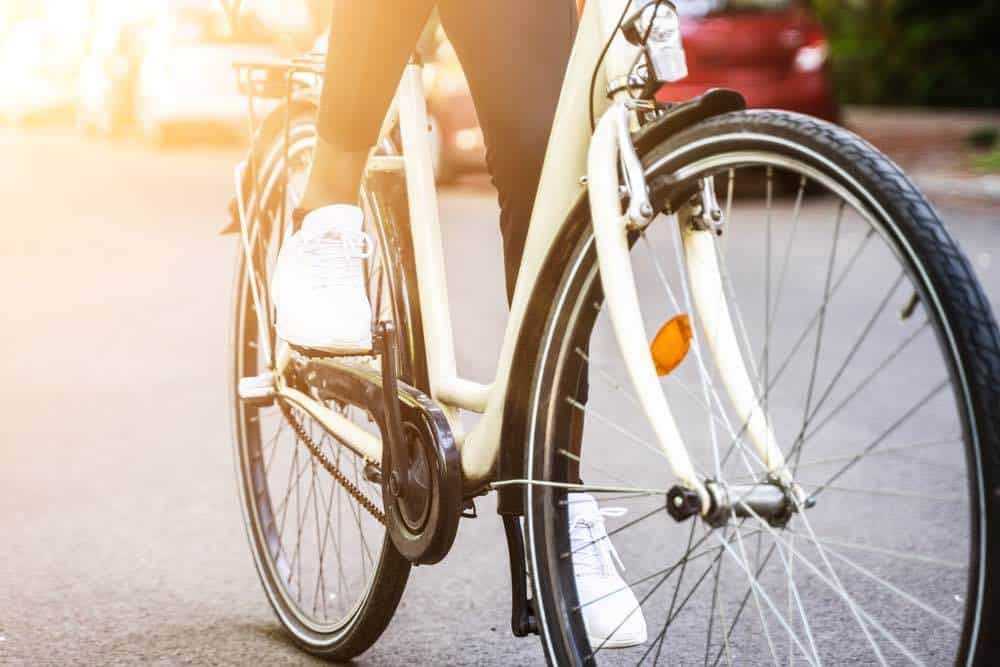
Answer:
77;16;148;137
0;20;78;124
658;0;839;122
134;2;277;143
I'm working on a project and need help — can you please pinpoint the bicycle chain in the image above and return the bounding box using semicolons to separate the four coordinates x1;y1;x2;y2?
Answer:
277;398;386;524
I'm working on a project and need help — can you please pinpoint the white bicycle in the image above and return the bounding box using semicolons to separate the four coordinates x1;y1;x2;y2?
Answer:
227;1;1000;664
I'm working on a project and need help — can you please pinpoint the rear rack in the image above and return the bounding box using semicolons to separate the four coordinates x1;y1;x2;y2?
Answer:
232;55;324;101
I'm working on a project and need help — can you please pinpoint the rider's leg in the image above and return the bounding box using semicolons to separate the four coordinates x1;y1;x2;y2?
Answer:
439;1;646;648
299;2;436;211
437;0;576;303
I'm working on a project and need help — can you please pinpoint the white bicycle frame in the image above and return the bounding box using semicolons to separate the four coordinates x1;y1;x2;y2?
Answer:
268;0;792;510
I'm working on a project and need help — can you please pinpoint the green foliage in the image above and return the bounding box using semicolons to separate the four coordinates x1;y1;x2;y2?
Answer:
973;148;1000;173
810;0;1000;108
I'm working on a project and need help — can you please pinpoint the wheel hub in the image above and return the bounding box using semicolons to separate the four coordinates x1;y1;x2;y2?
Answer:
667;480;813;528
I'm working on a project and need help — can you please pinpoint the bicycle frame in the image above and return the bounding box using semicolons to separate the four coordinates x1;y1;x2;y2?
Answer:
267;0;792;507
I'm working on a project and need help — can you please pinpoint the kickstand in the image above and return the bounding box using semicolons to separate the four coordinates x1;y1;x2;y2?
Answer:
502;515;539;637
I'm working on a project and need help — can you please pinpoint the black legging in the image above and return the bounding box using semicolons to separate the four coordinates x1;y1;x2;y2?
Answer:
318;1;577;302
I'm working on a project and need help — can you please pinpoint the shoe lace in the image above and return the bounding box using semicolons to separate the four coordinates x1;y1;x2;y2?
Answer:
571;507;628;577
303;232;373;289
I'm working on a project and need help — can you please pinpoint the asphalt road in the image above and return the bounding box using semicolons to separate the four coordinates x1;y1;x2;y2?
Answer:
1;128;998;666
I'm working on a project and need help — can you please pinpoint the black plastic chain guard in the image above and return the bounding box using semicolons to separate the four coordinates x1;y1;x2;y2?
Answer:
291;351;463;565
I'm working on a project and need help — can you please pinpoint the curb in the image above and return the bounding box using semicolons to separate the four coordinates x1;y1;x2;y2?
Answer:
912;172;1000;203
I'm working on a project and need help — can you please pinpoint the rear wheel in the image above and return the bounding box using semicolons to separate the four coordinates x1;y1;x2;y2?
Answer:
231;107;418;660
525;111;1000;665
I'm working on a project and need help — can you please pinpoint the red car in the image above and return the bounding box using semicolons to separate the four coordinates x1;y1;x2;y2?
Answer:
657;0;839;123
428;1;838;181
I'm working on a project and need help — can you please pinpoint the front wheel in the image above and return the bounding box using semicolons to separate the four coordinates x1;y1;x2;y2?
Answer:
525;111;1000;665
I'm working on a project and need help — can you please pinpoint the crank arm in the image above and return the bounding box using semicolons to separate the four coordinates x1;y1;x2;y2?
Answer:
373;322;412;498
587;102;709;511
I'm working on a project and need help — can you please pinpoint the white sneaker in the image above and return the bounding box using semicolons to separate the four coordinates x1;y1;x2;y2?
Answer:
271;204;373;353
569;494;648;649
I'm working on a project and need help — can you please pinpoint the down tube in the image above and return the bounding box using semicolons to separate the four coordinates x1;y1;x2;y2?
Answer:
459;2;611;486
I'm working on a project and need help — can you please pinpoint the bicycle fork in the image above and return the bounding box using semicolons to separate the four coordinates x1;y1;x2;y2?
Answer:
587;101;797;518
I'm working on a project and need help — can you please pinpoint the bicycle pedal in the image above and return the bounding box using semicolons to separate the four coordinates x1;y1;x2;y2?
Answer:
238;372;276;407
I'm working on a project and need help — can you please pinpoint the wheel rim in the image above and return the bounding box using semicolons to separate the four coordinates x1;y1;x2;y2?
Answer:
528;147;982;666
232;122;401;638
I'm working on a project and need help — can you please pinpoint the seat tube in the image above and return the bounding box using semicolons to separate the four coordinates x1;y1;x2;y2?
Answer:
396;64;462;428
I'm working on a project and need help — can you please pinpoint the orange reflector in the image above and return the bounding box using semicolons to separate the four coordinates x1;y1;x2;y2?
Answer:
650;314;692;376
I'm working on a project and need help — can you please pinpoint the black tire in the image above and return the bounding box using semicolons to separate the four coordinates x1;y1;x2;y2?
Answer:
525;111;1000;665
231;105;421;660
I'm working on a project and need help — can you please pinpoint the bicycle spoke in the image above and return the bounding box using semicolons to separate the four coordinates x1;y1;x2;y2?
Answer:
804;320;931;443
642;537;732;664
290;451;321;601
710;543;778;667
562;506;665;560
565;397;671;463
800;201;845;434
802;379;949;497
751;512;929;666
573;527;748;613
764;531;821;665
557;448;632;487
315;459;344;619
274;449;315;519
719;224;878;469
652;520;699;664
801;535;964;570
803;271;906;427
309;456;328;617
277;438;304;537
715;534;818;666
733;437;959;477
769;175;807;327
732;523;781;666
264;417;286;473
703;541;725;667
792;533;961;629
794;482;961;503
575;347;640;406
576;345;744;453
